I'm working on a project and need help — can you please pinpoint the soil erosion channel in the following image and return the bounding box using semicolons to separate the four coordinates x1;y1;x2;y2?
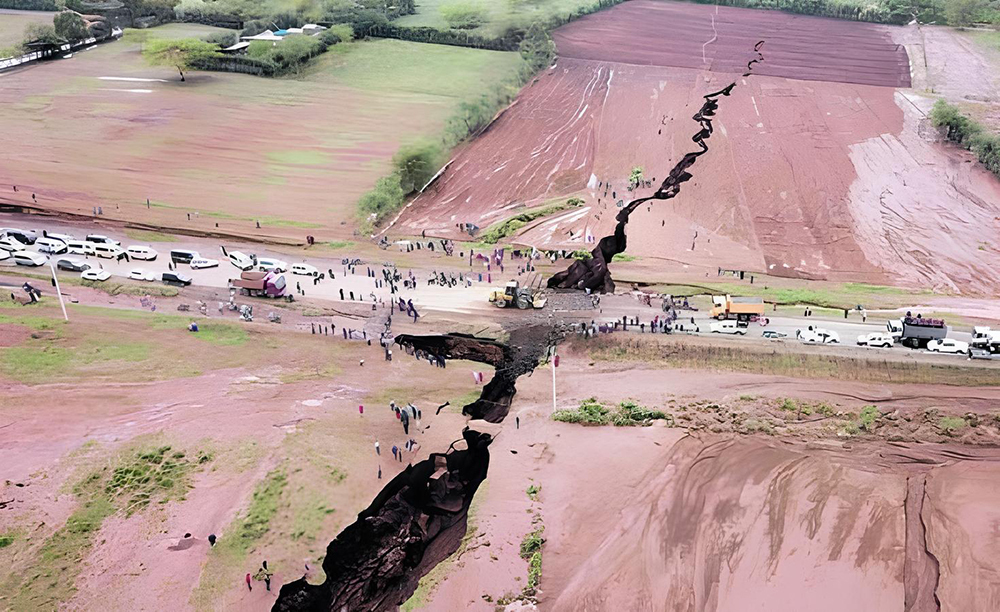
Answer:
273;327;554;610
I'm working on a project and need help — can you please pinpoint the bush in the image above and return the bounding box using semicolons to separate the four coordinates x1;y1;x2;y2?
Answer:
939;416;968;436
54;11;89;43
931;100;1000;181
0;0;59;9
358;173;405;225
858;405;881;431
441;1;488;29
204;31;238;47
552;397;610;425
393;141;443;194
23;23;61;46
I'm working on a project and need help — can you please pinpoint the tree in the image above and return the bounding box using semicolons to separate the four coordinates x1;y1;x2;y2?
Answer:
141;38;220;82
629;166;644;188
945;0;986;26
23;23;62;46
440;1;488;29
393;142;442;194
54;11;89;43
518;22;555;72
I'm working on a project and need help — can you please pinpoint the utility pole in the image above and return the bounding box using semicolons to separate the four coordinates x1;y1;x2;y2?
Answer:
50;261;68;321
551;346;558;413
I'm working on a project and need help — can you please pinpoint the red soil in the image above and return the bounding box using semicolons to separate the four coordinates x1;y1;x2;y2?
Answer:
553;0;911;87
398;1;1000;293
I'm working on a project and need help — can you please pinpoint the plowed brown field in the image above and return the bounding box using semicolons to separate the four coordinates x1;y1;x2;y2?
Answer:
397;0;1000;294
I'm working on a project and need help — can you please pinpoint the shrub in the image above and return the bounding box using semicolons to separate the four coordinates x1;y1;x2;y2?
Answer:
393;142;443;194
939;416;967;436
358;173;405;225
519;526;544;559
54;11;89;43
526;484;541;501
858;405;881;432
441;1;488;29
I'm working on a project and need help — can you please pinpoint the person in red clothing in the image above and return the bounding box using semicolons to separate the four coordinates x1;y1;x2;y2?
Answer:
246;572;252;591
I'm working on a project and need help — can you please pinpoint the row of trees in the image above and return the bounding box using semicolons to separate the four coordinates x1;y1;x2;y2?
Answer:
930;100;1000;179
688;0;999;26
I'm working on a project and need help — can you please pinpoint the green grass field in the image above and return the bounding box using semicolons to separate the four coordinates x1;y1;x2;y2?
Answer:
143;22;237;41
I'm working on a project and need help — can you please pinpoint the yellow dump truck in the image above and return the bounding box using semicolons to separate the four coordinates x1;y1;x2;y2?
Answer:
710;294;765;321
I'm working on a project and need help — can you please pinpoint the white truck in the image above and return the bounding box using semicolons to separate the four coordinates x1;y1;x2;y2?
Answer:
887;316;948;349
971;327;1000;354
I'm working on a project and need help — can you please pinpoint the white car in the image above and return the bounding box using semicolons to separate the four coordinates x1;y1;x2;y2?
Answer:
12;251;46;266
857;332;894;348
256;257;289;273
44;232;75;244
190;257;220;269
126;245;158;261
709;320;746;335
35;237;68;255
86;234;120;246
799;328;840;344
81;268;111;282
228;251;254;270
290;263;319;276
927;338;969;354
0;250;9;262
0;235;31;252
128;268;156;282
66;240;97;256
94;244;125;259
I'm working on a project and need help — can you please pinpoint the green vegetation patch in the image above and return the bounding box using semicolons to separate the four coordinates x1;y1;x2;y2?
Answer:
526;484;541;501
5;442;209;609
267;150;332;166
553;397;670;427
123;228;177;242
480;198;584;244
931;99;1000;181
192;322;250;346
939;416;968;436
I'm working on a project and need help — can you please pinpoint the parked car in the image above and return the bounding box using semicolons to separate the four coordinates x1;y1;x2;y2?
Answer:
228;251;254;271
798;328;840;344
927;338;969;354
969;347;995;360
66;240;97;256
170;249;200;264
256;257;288;273
762;330;787;339
94;243;125;259
128;268;156;282
1;228;37;245
710;320;746;335
190;257;220;269
857;332;894;348
35;237;68;255
81;268;111;282
290;262;319;276
0;250;9;262
86;234;120;246
12;251;47;267
126;245;158;261
162;272;192;286
0;235;31;252
56;257;93;272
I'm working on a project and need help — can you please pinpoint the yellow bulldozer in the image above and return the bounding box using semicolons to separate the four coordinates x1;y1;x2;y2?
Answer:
489;281;546;310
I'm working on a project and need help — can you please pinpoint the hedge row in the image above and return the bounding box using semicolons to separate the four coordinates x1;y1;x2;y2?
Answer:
930;99;1000;179
0;0;59;9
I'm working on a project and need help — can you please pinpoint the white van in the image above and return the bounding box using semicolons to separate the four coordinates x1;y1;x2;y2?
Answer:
228;251;254;271
94;243;125;259
126;245;158;261
13;251;47;266
36;237;68;255
86;234;120;246
66;240;97;256
710;320;746;335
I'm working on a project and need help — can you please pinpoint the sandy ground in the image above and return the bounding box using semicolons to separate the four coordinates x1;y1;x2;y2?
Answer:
416;349;1000;611
396;1;1000;295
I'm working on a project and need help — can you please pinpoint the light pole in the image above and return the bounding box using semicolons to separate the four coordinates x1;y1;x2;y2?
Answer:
551;346;558;413
50;261;68;321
